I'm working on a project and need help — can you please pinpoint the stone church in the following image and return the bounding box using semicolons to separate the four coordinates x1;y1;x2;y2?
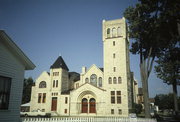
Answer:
30;17;138;117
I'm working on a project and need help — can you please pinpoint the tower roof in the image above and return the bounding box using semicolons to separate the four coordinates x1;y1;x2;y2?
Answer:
50;56;69;71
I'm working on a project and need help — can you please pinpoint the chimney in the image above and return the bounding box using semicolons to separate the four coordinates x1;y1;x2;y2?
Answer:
82;66;87;74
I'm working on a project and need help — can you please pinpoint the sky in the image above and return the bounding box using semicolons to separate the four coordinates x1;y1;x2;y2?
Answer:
0;0;179;97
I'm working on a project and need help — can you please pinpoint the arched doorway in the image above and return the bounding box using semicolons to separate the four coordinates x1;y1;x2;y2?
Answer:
89;98;96;113
81;98;88;113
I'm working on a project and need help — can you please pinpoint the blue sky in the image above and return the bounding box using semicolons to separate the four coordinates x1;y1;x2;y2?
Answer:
0;0;179;97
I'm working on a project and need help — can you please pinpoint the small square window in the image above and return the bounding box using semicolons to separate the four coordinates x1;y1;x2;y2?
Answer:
118;109;122;114
111;91;115;95
113;41;115;46
113;67;116;72
65;97;68;104
113;53;115;58
111;109;114;114
64;109;67;113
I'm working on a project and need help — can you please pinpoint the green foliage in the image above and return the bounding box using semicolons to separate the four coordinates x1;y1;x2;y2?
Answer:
22;77;34;104
124;0;180;58
135;103;143;114
154;94;174;110
155;47;180;85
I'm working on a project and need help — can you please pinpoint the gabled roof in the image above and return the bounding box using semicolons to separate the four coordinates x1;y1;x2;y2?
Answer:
0;30;35;70
50;56;69;71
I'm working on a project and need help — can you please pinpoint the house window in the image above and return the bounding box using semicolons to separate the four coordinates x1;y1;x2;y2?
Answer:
117;27;121;36
113;77;117;84
113;67;116;72
39;81;46;88
113;41;115;46
107;28;110;38
98;77;102;87
111;109;114;114
76;83;79;88
56;80;58;87
111;91;115;104
53;80;55;88
118;77;122;84
112;28;116;37
108;77;112;84
42;109;45;112
38;93;42;103
42;93;46;103
118;109;122;114
64;109;67;113
0;76;11;110
53;72;59;76
85;78;89;83
90;74;97;86
65;97;68;104
113;53;115;58
117;91;121;104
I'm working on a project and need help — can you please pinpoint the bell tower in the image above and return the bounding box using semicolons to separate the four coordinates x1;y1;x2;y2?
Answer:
102;17;131;115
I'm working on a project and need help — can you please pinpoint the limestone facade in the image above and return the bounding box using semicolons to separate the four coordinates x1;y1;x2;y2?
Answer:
30;18;137;117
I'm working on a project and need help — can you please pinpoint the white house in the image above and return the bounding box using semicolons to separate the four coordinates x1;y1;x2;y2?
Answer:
30;18;137;117
0;30;35;122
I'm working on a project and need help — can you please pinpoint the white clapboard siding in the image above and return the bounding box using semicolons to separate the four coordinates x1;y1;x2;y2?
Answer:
0;37;25;122
22;117;157;122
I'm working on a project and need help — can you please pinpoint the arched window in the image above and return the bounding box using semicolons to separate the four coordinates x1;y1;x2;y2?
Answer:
113;77;117;84
107;28;110;38
117;27;121;36
85;78;89;83
112;28;116;37
118;77;122;84
98;77;102;87
108;77;112;84
89;98;96;113
39;81;46;88
81;98;88;113
90;74;97;86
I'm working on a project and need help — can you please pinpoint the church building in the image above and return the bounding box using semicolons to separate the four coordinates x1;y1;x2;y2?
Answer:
30;17;136;117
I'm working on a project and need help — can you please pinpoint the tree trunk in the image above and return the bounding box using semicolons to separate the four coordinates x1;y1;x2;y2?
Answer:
140;61;151;118
172;82;179;113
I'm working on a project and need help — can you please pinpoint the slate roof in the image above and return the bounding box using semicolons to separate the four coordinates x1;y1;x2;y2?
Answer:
99;68;104;72
69;72;80;82
50;56;69;71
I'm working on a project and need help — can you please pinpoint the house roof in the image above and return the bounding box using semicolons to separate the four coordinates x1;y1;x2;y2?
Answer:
99;68;104;72
50;56;69;71
0;30;35;70
69;72;80;82
21;102;30;107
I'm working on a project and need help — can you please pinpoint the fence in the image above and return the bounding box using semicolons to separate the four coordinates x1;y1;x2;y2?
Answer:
22;117;157;122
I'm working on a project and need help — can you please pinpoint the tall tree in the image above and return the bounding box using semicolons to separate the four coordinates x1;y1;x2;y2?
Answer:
155;47;180;112
22;77;34;104
124;0;179;117
154;94;174;110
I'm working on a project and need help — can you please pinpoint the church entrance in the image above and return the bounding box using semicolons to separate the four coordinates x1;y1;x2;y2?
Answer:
81;98;88;113
89;98;96;113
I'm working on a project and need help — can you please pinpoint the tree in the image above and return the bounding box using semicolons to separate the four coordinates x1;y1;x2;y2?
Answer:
21;77;34;104
154;94;174;110
135;103;143;114
155;47;180;112
124;0;180;118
